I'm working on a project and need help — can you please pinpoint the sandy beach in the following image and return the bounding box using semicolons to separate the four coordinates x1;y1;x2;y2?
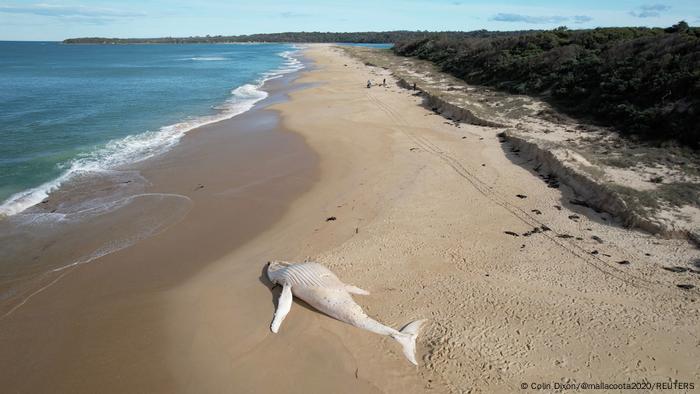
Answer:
1;44;699;393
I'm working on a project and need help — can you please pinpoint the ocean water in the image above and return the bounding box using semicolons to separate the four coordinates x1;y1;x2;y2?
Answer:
0;42;305;316
0;41;303;216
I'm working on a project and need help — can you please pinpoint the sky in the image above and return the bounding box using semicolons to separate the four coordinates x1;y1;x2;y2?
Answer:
0;0;698;41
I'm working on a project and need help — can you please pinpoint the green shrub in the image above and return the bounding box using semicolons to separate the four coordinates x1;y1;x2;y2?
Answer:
394;23;700;148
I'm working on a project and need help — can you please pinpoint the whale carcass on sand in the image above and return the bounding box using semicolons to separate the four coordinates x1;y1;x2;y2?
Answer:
266;260;426;365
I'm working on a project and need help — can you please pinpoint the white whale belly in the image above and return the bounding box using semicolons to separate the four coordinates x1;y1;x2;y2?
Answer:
292;286;365;324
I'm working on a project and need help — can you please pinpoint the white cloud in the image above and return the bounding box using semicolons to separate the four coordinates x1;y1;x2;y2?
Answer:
630;4;671;18
492;13;592;25
0;3;145;22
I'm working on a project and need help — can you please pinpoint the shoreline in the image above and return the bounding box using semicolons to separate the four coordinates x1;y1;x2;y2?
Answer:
0;45;303;217
0;55;321;391
1;44;698;393
0;45;306;316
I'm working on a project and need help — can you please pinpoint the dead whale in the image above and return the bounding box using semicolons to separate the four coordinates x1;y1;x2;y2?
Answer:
266;260;426;365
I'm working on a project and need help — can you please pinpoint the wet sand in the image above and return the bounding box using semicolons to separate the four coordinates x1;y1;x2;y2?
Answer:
0;73;319;392
1;44;699;394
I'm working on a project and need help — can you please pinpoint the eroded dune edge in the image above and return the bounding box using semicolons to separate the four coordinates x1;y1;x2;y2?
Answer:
345;46;700;245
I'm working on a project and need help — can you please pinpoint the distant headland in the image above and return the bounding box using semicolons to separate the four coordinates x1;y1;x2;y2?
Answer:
62;30;524;44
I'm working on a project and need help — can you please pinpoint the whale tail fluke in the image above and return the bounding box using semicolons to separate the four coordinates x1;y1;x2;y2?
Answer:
393;319;427;366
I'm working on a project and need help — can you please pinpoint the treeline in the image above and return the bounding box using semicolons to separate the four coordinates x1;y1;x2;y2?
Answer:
62;30;523;45
394;22;700;148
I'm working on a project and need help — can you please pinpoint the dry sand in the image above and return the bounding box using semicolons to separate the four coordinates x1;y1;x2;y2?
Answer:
163;45;700;392
1;44;699;393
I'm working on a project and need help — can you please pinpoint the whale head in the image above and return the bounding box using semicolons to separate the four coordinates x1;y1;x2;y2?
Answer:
266;260;292;284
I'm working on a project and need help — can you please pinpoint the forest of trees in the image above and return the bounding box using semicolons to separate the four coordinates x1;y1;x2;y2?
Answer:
64;31;405;44
63;31;504;44
393;23;700;148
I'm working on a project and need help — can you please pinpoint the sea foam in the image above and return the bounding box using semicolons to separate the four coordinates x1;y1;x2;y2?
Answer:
0;47;305;217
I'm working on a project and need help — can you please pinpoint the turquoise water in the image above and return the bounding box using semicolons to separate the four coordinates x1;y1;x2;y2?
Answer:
0;42;302;215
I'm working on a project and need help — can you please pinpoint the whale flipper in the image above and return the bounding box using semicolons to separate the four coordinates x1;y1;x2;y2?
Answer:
271;284;293;333
345;285;370;295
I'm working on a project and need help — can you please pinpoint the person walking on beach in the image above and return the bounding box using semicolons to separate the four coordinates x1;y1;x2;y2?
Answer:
367;80;372;88
383;78;386;86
